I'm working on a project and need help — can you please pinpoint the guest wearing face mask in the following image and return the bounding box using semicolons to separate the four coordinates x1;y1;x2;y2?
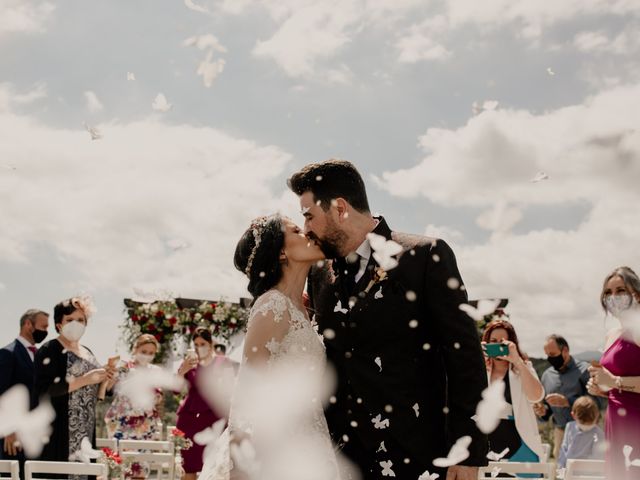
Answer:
176;328;226;480
104;334;163;440
588;266;640;479
534;335;592;460
0;309;49;478
35;296;115;465
557;396;605;469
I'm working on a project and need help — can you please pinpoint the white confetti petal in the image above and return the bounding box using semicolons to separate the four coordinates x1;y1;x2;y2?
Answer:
459;299;500;321
380;460;395;477
371;413;390;429
152;93;172;112
413;402;420;417
531;171;549;183
418;471;439;480
374;356;382;372
486;447;509;461
367;233;402;271
334;300;348;314
432;436;471;468
475;380;510;434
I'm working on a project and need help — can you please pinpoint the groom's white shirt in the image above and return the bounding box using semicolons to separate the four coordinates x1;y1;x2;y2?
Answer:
354;218;379;283
354;240;371;283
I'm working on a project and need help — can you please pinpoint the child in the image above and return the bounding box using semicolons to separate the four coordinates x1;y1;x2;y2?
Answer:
557;395;605;468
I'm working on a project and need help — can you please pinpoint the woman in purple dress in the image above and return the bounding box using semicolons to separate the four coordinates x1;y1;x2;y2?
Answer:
588;266;640;479
176;328;227;480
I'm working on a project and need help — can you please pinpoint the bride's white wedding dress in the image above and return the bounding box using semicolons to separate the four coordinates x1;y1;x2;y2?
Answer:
199;289;340;480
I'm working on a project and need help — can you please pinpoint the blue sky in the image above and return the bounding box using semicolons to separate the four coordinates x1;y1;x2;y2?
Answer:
1;0;639;362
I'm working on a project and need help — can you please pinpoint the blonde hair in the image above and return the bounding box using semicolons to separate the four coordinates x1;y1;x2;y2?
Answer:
134;333;160;352
572;396;599;424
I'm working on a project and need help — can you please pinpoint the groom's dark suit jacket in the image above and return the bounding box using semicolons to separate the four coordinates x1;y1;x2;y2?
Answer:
0;338;38;472
308;218;488;479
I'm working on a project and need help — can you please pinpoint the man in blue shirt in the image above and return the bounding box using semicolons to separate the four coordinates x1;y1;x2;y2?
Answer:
534;335;591;460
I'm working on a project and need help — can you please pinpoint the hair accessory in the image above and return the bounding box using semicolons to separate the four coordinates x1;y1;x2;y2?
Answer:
245;216;270;276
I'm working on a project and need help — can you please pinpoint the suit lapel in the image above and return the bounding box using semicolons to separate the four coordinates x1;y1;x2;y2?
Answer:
15;340;34;366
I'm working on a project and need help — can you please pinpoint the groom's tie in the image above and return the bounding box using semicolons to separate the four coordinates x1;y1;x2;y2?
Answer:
336;254;360;297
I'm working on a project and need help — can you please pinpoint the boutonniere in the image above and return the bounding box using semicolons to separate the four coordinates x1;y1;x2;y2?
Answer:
363;266;388;295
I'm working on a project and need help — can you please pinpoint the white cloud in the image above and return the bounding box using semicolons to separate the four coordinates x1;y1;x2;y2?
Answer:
376;83;640;354
375;84;640;207
184;34;227;87
0;85;296;300
573;25;640;55
252;1;358;78
0;0;55;36
396;16;451;63
0;83;47;111
83;91;104;113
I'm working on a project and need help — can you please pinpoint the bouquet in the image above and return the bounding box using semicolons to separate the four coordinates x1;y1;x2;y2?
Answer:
170;428;193;452
100;447;124;479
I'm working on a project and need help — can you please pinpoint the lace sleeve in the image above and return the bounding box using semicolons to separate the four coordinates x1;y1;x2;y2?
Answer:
242;290;292;365
228;290;292;436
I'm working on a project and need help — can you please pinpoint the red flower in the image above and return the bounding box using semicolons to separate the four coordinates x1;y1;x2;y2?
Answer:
131;314;139;323
203;311;213;321
154;333;162;342
147;324;156;332
169;317;177;326
171;428;186;437
155;310;165;318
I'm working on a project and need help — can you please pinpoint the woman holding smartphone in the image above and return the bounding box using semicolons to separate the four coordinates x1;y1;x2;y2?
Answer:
176;327;226;480
482;317;545;463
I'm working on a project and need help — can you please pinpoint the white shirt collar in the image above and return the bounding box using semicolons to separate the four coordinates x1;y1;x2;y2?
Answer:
17;335;34;349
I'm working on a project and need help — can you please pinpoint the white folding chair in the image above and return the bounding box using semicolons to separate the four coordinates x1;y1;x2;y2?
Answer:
564;459;605;480
95;438;118;451
119;452;174;480
540;443;551;463
117;440;174;454
478;461;556;479
0;460;20;480
24;461;107;480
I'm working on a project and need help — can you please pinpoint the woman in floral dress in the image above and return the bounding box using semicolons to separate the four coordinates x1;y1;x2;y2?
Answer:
104;334;163;440
35;296;114;470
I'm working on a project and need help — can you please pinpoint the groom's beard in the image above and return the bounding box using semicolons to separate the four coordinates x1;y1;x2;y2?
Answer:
310;223;348;260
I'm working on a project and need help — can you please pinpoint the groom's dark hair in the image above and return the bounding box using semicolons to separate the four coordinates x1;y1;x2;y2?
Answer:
287;159;370;213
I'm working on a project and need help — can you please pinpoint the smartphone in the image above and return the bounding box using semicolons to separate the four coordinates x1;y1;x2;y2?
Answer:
186;348;197;361
485;343;509;357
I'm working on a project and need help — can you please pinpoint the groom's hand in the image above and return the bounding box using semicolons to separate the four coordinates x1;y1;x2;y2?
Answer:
446;465;478;480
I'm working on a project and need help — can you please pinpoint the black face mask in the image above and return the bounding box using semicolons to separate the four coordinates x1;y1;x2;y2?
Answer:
32;328;48;344
547;354;565;370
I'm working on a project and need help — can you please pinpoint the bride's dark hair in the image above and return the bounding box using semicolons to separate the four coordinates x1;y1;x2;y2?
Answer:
234;214;286;299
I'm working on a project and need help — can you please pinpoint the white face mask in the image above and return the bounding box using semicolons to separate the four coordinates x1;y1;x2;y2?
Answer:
605;293;634;317
576;422;596;432
196;345;211;359
134;353;154;366
61;321;86;342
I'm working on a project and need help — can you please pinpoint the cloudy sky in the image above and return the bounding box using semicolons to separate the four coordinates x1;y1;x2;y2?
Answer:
1;0;639;362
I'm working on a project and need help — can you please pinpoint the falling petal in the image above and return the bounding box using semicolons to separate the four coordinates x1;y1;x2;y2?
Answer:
152;93;172;112
531;171;549;183
374;357;382;372
380;460;395;477
432;436;471;467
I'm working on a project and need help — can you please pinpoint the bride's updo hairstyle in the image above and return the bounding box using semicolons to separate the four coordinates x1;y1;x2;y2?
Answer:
234;214;286;299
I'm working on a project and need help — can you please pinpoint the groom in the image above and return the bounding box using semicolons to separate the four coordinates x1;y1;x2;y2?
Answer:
288;160;488;480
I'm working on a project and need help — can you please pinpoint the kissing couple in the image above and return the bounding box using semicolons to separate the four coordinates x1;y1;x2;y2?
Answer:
200;160;488;480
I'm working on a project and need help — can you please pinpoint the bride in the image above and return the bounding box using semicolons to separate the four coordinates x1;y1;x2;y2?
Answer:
199;214;341;480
